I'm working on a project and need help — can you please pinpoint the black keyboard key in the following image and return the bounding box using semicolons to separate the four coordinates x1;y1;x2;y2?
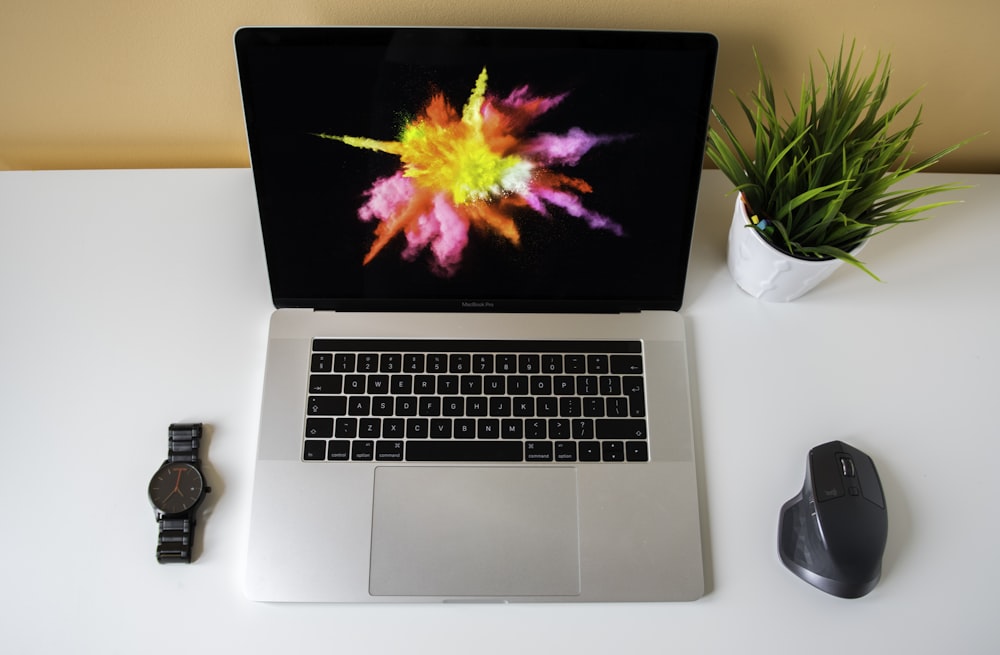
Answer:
541;355;563;373
553;376;575;395
430;419;451;438
360;418;381;438
600;375;622;396
572;419;595;439
406;441;523;462
380;353;402;373
403;353;425;372
559;397;581;417
549;418;570;439
303;440;327;460
335;417;358;439
427;354;448;373
507;376;529;395
525;441;553;462
466;397;488;416
461;375;483;395
305;418;333;438
626;441;649;462
525;419;547;439
583;397;605;417
453;419;476;438
611;355;644;374
311;353;332;373
530;375;552;395
606;397;629;418
333;353;356;372
383;419;405;438
414;375;435;394
565;354;586;373
372;397;394;416
308;396;347;416
351;440;375;461
501;419;523;439
577;376;598;395
442;397;464;416
555;441;577;462
484;375;505;395
477;419;500;438
513;397;534;417
395;396;418;416
390;375;413;394
602;441;625;462
624;376;646;416
536;397;558;417
357;353;379;372
449;354;471;373
419;397;441;417
308;374;343;394
327;440;350;460
489;396;511;417
348;396;370;416
587;354;609;374
367;375;390;394
437;375;459;395
519;354;540;373
596;418;648;440
578;441;600;461
344;375;365;394
473;354;494;373
376;440;404;461
496;355;517;373
406;418;429;438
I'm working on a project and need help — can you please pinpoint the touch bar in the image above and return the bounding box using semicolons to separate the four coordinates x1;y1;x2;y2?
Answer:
312;338;642;353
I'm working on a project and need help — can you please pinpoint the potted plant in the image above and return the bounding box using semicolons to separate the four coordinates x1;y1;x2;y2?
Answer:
706;40;970;301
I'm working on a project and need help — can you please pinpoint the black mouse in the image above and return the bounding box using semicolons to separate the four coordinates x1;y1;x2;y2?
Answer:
778;440;888;598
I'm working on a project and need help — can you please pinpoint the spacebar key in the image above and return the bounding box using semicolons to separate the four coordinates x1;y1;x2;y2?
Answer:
406;441;524;462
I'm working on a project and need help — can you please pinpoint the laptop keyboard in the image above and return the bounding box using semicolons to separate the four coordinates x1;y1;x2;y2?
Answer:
302;339;649;463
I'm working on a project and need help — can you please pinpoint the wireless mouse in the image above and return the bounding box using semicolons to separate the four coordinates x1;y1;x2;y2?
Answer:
778;440;888;598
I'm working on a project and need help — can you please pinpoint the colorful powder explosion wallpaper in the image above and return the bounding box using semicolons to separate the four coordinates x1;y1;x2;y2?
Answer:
241;31;716;307
313;67;628;279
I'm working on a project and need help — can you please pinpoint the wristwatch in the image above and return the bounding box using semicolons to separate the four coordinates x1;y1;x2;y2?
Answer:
147;423;211;563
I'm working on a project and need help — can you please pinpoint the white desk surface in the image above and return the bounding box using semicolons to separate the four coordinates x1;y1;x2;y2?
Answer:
1;168;997;653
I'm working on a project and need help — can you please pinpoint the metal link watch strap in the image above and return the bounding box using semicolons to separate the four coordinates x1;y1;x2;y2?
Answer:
157;518;195;564
167;422;203;464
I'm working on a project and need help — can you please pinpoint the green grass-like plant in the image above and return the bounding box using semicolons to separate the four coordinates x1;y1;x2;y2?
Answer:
706;40;970;279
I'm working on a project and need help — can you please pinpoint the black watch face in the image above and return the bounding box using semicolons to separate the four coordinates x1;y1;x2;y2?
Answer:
148;462;205;515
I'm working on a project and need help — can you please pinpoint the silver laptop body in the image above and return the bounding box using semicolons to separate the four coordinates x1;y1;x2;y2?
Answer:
236;26;718;602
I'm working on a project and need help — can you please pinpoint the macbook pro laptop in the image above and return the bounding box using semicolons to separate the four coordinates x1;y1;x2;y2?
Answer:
236;26;718;602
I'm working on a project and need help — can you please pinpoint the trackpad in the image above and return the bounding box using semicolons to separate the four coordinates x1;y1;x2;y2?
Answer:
370;467;580;597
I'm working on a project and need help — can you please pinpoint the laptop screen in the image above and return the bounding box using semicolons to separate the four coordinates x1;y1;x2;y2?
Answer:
236;27;717;312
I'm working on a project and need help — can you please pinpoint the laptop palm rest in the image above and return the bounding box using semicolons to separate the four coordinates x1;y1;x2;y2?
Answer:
370;466;581;597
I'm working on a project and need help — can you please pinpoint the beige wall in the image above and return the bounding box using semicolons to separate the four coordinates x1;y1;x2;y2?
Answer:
1;0;997;172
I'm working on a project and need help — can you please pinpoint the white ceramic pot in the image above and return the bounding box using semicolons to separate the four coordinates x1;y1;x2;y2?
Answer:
727;194;861;302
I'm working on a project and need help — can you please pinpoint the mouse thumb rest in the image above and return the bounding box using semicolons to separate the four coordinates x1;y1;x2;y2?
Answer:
778;441;888;599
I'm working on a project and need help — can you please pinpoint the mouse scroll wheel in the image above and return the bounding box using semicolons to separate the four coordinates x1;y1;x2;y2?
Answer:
838;455;856;478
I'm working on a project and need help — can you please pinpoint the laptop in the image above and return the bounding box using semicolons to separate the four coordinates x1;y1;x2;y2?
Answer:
236;26;717;602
